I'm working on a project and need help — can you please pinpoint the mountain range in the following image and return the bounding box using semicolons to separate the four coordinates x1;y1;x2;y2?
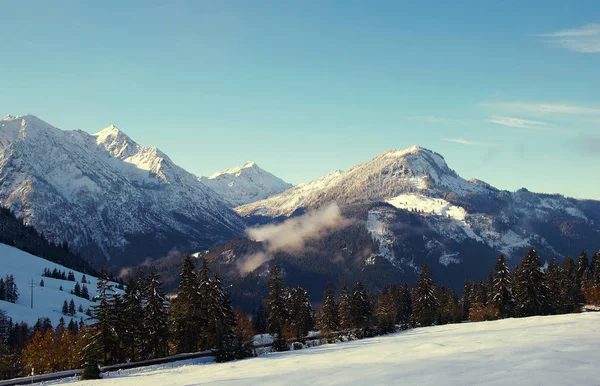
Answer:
1;115;599;305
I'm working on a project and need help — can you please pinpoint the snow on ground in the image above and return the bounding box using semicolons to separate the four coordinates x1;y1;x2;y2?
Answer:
0;243;119;326
53;312;600;386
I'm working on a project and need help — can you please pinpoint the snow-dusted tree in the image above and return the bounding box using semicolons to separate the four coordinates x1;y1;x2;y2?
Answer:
576;249;589;285
411;263;439;327
319;282;339;333
211;272;237;362
170;253;201;353
287;286;314;339
142;265;169;359
514;249;546;317
491;255;514;317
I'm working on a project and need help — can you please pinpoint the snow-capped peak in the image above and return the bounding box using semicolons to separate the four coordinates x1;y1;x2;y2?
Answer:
235;145;491;217
200;162;292;207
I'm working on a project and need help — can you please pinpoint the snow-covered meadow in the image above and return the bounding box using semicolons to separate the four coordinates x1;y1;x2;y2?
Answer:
56;312;600;386
0;243;120;326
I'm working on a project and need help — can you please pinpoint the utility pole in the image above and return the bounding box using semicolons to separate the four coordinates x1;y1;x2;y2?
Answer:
29;279;35;309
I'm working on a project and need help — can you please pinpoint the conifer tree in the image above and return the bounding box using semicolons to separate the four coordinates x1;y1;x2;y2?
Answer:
74;282;81;297
338;283;352;330
562;256;581;312
82;266;118;369
266;265;287;334
514;249;546;317
68;299;76;316
319;282;339;333
577;249;589;285
350;281;371;330
211;273;238;362
121;271;145;362
81;284;90;300
252;304;267;335
287;286;314;339
143;265;169;359
375;286;397;333
491;255;514;317
170;254;200;353
62;300;69;315
411;263;439;327
39;279;44;287
545;258;564;314
197;259;213;350
395;283;412;325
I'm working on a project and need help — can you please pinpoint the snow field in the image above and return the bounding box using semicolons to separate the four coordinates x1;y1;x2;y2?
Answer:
54;312;600;386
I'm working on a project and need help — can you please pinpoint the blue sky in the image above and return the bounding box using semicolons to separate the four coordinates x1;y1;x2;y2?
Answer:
1;0;599;199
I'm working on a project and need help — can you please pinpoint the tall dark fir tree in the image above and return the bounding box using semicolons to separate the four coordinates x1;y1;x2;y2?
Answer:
411;263;439;327
491;255;514;317
319;282;339;333
143;265;169;359
514;249;546;317
170;254;201;353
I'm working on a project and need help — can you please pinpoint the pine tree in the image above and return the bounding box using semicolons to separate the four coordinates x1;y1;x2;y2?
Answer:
82;267;119;368
68;271;75;282
266;265;287;334
74;282;81;297
545;258;564;314
81;284;90;300
211;273;238;362
562;256;581;312
196;259;213;350
577;249;589;285
62;300;69;315
319;282;339;333
143;265;169;359
121;271;145;362
375;286;397;333
338;284;352;330
514;249;546;317
350;281;371;330
491;255;514;317
68;299;76;316
287;286;314;339
411;263;439;327
252;304;267;335
396;283;412;325
39;279;44;287
170;254;201;353
81;275;87;284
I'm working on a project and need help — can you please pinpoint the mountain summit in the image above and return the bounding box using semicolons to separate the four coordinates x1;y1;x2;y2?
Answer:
0;115;244;266
236;145;486;217
200;161;292;207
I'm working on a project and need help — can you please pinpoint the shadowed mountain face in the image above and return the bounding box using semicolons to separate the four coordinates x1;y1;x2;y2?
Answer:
0;115;245;268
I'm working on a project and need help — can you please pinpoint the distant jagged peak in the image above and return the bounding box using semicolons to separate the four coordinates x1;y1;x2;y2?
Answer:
209;160;261;179
0;114;60;144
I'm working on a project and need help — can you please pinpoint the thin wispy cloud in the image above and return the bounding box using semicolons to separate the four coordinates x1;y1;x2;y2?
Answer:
483;102;600;116
489;117;548;130
537;23;600;53
441;138;501;147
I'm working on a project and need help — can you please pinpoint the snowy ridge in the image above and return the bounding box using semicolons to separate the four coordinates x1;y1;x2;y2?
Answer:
235;145;487;217
0;115;244;263
200;161;292;207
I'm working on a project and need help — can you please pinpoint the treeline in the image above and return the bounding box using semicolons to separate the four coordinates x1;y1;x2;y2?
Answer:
0;207;96;275
0;311;85;379
80;256;255;379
